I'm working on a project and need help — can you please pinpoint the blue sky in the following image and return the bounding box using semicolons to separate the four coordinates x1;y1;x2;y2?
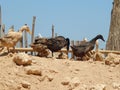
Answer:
1;0;113;49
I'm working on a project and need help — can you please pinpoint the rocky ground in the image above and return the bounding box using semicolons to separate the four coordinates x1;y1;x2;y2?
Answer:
0;52;120;90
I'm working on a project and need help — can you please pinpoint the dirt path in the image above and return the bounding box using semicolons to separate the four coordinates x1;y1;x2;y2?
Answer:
0;54;120;90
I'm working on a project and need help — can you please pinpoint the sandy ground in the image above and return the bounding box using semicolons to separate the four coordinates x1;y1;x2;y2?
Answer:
0;53;120;90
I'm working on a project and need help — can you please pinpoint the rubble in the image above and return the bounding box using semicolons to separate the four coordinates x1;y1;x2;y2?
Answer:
105;53;120;65
30;37;50;57
89;84;106;90
13;53;32;66
94;52;104;61
30;43;50;57
57;52;68;59
68;77;80;90
21;81;31;89
61;77;71;85
112;82;120;90
61;77;80;90
26;69;42;76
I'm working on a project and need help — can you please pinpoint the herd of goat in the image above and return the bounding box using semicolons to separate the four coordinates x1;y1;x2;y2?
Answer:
0;25;105;60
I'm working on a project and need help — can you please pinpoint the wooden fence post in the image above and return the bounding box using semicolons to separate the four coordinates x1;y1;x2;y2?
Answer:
52;24;54;38
20;36;23;48
1;24;5;37
24;29;28;53
71;40;75;59
24;30;28;48
31;16;36;43
31;16;36;55
18;27;23;48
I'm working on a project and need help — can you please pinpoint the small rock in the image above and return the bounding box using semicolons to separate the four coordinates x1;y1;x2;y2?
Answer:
21;81;31;89
113;59;120;65
27;69;42;76
38;75;54;82
75;68;80;71
110;64;116;67
112;82;120;89
13;53;32;66
105;60;113;65
17;86;22;90
89;84;106;90
61;77;71;85
61;81;69;85
49;69;58;73
70;77;80;87
8;53;14;57
68;77;80;90
105;53;120;66
94;52;104;61
38;76;46;82
47;75;54;82
76;84;87;90
30;43;50;57
57;52;68;59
